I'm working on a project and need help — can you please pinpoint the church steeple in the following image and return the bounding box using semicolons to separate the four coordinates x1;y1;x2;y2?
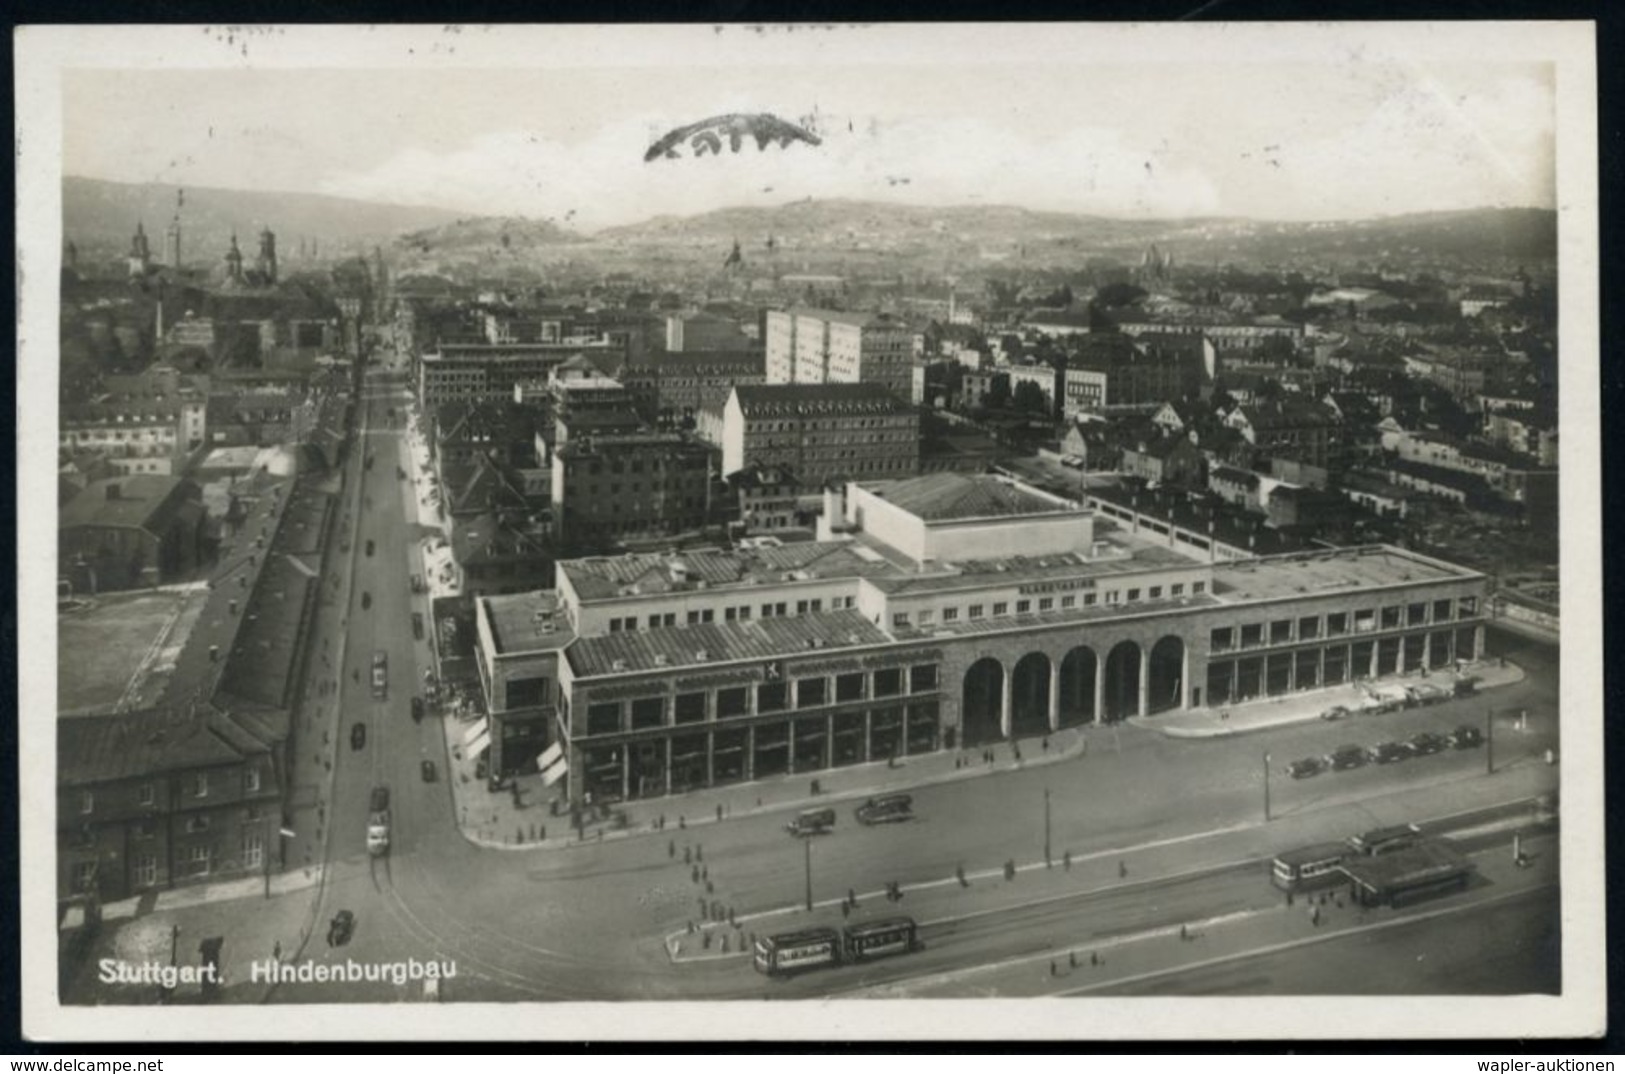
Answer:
225;232;244;284
127;221;152;279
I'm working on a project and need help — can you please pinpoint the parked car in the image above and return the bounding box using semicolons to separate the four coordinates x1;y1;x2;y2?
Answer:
1329;744;1368;770
361;591;372;610
365;539;375;557
412;612;425;640
421;760;437;783
350;722;366;750
1407;683;1449;706
411;696;425;722
1368;741;1412;764
1449;725;1485;749
1453;676;1481;697
1408;731;1448;755
327;910;355;947
1319;705;1352;722
1287;757;1326;779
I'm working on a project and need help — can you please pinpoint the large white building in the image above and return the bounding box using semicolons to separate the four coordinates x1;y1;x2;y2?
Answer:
764;308;913;399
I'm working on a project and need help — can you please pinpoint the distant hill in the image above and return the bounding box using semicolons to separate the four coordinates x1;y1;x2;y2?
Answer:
63;176;468;261
395;215;584;256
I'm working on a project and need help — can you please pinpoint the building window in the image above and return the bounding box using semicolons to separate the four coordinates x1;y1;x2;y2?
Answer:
186;844;211;874
1380;605;1402;630
73;861;98;894
687;611;702;625
78;791;94;815
648;614;663;630
1210;626;1235;653
191;774;208;799
1192;582;1206;595
1084;593;1098;606
761;604;775;618
134;855;158;888
1407;602;1429;626
244;769;260;794
1460;596;1478;616
1126;589;1141;602
1433;599;1454;623
873;668;903;697
1269;619;1293;645
1355;609;1377;633
586;702;622;735
739;606;752;620
716;687;750;719
1105;591;1121;605
185;815;210;834
631;697;666;730
968;604;985;620
674;692;707;724
242;830;264;870
757;682;789;713
1038;597;1054;612
1171;583;1185;597
910;664;939;693
724;607;737;622
892;612;910;628
1061;595;1076;609
1298;615;1321;641
1240;623;1263;648
1148;586;1163;600
992;602;1009;616
836;673;866;703
506;676;549;709
917;609;934;625
1015;600;1031;614
701;609;714;623
797;678;827;708
943;607;960;621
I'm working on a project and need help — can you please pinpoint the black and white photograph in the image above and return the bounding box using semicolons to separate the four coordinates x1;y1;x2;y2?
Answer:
15;21;1603;1042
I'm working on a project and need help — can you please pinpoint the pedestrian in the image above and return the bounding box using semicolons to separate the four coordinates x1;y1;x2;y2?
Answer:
691;865;700;884
848;887;857;907
273;940;282;961
1090;951;1099;967
1063;850;1071;871
1050;959;1057;977
702;865;709;882
705;879;714;895
716;803;724;822
1286;891;1294;907
1069;951;1076;969
695;844;703;863
669;839;677;859
1179;924;1188;941
1310;905;1320;927
1118;860;1128;879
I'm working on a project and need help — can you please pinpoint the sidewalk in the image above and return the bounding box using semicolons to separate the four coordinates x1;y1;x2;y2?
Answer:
1135;658;1525;739
441;720;1092;852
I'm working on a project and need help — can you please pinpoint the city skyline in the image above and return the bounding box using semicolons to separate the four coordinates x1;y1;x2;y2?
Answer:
58;25;1556;232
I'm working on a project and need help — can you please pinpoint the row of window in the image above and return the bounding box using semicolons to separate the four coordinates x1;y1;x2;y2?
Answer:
897;581;1205;628
1209;597;1474;654
72;830;267;892
75;769;261;814
583;664;941;735
605;596;858;634
581;457;705;476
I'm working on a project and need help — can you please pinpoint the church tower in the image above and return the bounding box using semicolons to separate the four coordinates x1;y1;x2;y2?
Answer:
127;222;152;280
256;226;278;285
225;233;244;285
165;215;182;268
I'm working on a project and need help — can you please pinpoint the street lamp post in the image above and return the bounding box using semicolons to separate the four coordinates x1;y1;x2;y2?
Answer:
1263;752;1272;822
1486;706;1494;775
804;839;813;912
1043;788;1052;868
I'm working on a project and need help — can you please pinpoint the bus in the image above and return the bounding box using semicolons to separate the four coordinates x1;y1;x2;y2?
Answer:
753;927;842;976
1270;842;1349;892
843;917;918;962
1341;839;1473;908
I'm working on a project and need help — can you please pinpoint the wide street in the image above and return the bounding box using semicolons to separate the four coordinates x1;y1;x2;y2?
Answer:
222;349;1565;1005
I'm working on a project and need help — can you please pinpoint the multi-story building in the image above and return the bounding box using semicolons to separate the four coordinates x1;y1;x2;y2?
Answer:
721;383;920;488
764;309;913;398
666;312;753;353
550;431;714;547
59;476;208;592
417;342;622;411
471;471;1488;807
59;387;208;477
620;350;767;425
58;705;282;904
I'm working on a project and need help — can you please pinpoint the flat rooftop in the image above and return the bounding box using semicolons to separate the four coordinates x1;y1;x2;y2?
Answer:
865;530;1199;598
483;591;576;656
569;608;892;678
1209;545;1480;603
858;472;1077;522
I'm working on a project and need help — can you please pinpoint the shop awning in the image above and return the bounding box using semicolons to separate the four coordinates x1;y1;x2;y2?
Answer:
541;758;569;787
537;742;563;771
464;723;491;757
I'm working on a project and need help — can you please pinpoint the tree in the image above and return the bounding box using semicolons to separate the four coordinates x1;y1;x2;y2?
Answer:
1012;380;1050;415
985;374;1012;410
1094;282;1148;309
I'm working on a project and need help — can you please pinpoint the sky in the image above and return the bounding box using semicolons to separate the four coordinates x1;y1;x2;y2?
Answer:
57;25;1558;232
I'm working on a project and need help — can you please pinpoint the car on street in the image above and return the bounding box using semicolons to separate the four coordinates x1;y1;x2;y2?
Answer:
855;794;914;825
1329;744;1368;770
786;807;837;837
411;696;425;722
365;539;375;557
1319;705;1352;721
412;612;425;639
327;910;355;947
361;591;372;610
1408;731;1448;755
421;760;437;783
350;722;366;750
1287;757;1326;779
1368;741;1412;764
1448;725;1485;749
